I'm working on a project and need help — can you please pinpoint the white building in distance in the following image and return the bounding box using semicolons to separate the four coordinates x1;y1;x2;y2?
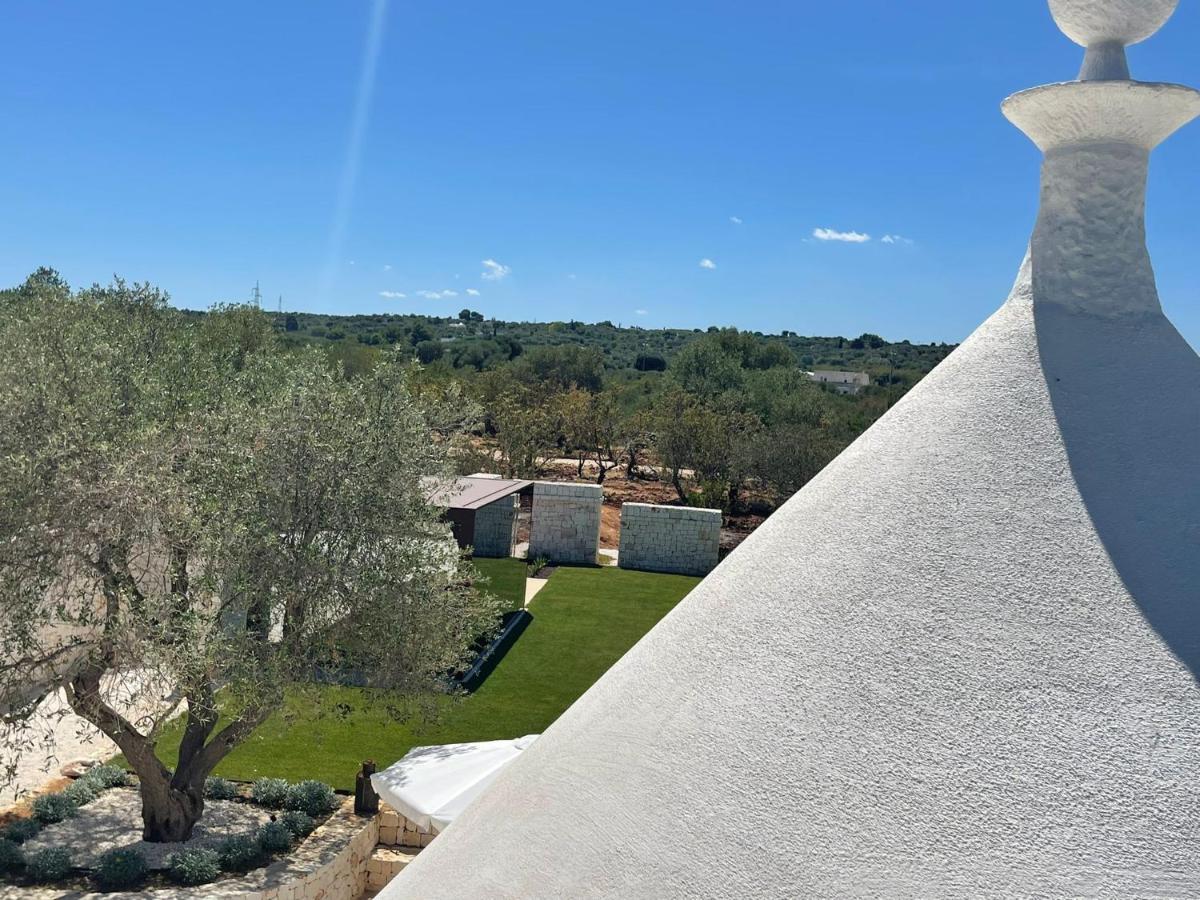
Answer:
807;369;871;394
386;2;1200;896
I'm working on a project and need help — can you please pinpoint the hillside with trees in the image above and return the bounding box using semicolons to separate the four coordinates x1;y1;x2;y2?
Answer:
3;273;957;522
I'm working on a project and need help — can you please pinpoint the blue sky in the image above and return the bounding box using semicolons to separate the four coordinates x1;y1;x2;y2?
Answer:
2;1;1197;345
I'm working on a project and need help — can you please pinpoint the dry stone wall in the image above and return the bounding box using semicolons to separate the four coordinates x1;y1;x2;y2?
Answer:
473;495;518;558
528;483;602;565
618;503;721;577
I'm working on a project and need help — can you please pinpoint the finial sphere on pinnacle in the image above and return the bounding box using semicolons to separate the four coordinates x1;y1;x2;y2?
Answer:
1049;0;1179;47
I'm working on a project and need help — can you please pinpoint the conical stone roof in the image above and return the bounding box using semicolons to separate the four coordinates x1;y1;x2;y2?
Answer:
387;4;1200;896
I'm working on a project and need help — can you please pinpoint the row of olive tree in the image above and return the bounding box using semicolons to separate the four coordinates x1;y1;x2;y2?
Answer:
0;271;499;842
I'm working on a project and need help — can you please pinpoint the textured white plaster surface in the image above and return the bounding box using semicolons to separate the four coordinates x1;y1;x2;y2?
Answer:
1048;0;1177;46
386;5;1200;897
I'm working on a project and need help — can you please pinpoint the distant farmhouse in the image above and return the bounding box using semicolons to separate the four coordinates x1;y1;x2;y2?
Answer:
806;369;871;395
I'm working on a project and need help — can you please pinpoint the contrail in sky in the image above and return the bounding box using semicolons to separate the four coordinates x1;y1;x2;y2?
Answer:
319;0;389;305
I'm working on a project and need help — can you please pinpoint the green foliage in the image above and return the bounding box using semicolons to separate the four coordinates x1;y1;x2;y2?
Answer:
0;838;23;876
217;835;268;873
166;848;221;886
279;810;316;839
415;340;444;364
60;778;100;807
634;352;667;372
205;777;240;800
256;820;294;854
31;793;78;824
24;847;72;883
81;765;130;789
94;848;149;891
145;569;698;789
0;275;496;840
251;777;291;809
283;780;337;817
2;818;41;844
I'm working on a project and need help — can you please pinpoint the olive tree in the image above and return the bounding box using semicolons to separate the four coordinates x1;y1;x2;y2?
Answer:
0;273;498;842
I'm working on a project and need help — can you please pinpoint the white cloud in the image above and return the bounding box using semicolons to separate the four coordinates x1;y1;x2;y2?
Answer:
635;309;649;316
481;259;511;281
416;289;459;300
379;290;406;299
699;258;717;270
466;288;481;296
881;234;914;245
730;216;743;225
813;227;871;243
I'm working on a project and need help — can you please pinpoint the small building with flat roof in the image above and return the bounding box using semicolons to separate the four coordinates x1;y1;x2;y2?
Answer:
424;475;533;557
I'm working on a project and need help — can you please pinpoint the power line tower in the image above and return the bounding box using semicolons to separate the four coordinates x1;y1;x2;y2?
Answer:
252;281;262;308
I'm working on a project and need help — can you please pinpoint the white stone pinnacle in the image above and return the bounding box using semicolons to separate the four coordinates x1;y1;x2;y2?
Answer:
1049;0;1179;80
999;0;1200;316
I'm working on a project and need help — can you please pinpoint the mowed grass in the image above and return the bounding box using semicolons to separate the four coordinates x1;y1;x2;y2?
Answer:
470;556;527;611
139;567;699;790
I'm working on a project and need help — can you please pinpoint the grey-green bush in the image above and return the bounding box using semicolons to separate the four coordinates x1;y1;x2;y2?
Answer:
256;820;294;854
166;848;221;886
0;839;23;876
283;780;336;817
204;777;239;801
217;835;267;873
24;847;72;883
94;848;148;891
81;764;130;789
61;778;100;807
31;793;78;824
279;810;315;839
251;777;290;809
2;818;40;844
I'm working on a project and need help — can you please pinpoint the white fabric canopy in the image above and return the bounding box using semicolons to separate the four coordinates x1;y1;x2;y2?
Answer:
371;735;538;833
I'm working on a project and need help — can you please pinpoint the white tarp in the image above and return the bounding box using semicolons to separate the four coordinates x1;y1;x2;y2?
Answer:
371;735;538;833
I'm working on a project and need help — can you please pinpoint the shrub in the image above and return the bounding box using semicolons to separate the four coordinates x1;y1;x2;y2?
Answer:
251;777;290;809
283;780;336;817
81;764;130;789
256;820;294;854
31;793;78;824
217;835;267;873
0;839;23;876
24;847;72;883
279;810;315;839
166;847;221;886
2;817;41;844
205;777;239;801
94;848;148;891
61;778;100;807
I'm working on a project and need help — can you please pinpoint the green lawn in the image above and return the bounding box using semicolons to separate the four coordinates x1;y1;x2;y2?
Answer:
471;556;527;611
141;567;699;790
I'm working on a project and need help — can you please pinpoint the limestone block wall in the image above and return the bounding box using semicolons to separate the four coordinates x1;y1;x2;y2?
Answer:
618;503;722;577
528;483;602;565
473;495;518;558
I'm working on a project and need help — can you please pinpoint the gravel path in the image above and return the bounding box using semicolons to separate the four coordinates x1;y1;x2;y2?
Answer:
20;788;272;869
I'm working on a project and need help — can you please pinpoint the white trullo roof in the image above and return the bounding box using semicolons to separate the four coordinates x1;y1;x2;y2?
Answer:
387;4;1200;897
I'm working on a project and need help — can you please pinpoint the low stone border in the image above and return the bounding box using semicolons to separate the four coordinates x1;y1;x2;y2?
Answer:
0;797;377;900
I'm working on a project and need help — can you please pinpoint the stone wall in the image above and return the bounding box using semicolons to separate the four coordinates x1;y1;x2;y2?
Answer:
472;495;518;558
528;483;602;565
618;503;721;577
11;798;379;900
